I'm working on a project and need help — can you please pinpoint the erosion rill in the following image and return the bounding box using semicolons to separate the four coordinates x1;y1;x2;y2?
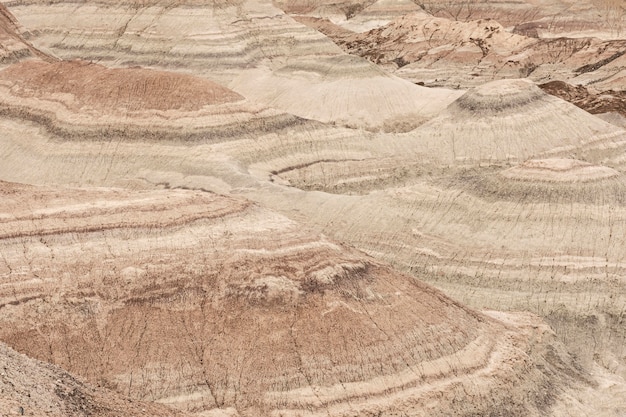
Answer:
0;1;625;416
0;180;584;416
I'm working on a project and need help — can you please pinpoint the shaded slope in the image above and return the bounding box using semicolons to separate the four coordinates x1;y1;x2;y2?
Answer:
539;80;626;118
0;341;189;417
0;3;52;64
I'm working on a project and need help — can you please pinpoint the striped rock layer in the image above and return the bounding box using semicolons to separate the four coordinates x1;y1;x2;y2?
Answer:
0;181;583;416
0;2;626;416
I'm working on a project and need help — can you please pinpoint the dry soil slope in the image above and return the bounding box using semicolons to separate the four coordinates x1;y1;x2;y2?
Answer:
306;9;626;89
265;78;626;184
241;154;626;415
405;79;626;166
0;180;588;417
0;59;307;143
3;0;464;131
327;0;423;33
229;54;463;132
0;3;51;65
3;0;345;84
0;56;377;193
0;341;189;417
218;79;626;414
0;2;625;416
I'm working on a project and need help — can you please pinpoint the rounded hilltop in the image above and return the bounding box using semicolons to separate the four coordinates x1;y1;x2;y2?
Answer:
0;181;582;416
0;59;244;112
406;78;626;165
452;78;546;113
0;59;302;142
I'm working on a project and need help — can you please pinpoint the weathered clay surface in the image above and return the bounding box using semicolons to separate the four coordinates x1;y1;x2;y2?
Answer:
0;341;190;417
0;1;625;416
401;79;626;165
0;3;50;64
0;180;587;416
300;10;626;89
540;80;626;118
0;59;312;143
229;55;463;131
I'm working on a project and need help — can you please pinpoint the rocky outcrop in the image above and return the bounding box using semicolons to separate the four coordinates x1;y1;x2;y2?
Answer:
539;80;626;118
300;10;626;89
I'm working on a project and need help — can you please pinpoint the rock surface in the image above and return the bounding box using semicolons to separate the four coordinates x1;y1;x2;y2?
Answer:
301;10;626;89
0;3;50;64
0;180;586;416
539;80;626;118
0;59;303;142
0;1;625;416
0;341;189;417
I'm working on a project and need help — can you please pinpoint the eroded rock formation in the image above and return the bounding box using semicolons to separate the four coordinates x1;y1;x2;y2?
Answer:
0;180;588;416
0;1;625;416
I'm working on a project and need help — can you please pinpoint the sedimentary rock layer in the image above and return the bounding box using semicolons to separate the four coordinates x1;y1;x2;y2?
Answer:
230;55;463;131
300;9;626;88
403;79;626;165
3;0;345;83
0;342;188;417
316;0;423;33
540;80;626;118
0;3;51;64
1;1;625;416
0;180;584;416
0;59;306;142
2;0;467;131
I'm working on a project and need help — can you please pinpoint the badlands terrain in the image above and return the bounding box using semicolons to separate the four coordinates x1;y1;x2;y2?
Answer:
0;0;625;416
